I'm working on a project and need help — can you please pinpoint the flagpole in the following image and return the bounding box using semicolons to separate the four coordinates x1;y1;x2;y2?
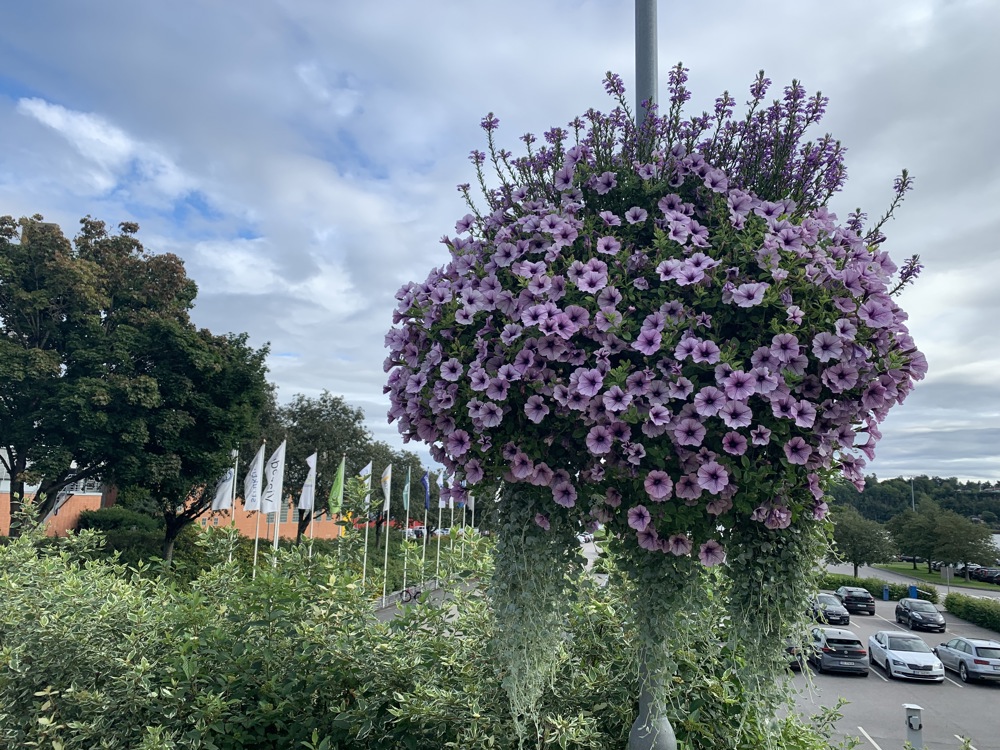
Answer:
461;501;467;560
420;504;429;583
401;469;411;601
450;498;455;553
435;502;443;580
380;471;392;608
228;448;239;563
252;510;261;579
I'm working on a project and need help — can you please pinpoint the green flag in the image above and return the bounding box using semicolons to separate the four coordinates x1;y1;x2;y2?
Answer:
402;467;411;511
328;456;346;515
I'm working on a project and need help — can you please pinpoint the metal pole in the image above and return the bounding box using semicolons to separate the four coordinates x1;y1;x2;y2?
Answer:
635;0;658;124
911;477;915;512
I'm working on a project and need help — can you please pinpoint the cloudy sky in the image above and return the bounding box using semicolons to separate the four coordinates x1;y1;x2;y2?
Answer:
1;1;998;481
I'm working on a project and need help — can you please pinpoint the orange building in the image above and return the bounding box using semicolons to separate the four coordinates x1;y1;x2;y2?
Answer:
0;477;106;537
197;499;344;541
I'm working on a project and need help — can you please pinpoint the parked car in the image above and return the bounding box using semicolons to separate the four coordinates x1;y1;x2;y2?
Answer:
867;630;944;682
895;598;946;632
784;636;805;671
576;532;594;543
810;593;850;626
404;527;425;540
934;637;1000;683
834;586;876;615
432;527;451;537
808;627;870;676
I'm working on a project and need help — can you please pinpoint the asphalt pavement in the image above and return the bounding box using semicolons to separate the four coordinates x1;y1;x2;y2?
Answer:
793;584;1000;749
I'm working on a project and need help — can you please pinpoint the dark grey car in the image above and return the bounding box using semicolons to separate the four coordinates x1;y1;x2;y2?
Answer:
935;637;1000;683
810;593;850;626
895;597;946;632
808;627;870;676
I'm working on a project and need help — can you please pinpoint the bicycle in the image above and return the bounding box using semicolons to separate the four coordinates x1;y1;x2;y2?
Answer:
400;586;423;604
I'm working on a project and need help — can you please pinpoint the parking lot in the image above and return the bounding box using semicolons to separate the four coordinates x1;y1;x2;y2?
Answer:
791;596;1000;749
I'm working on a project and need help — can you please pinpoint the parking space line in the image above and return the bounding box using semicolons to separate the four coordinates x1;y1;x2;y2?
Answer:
944;674;964;688
955;736;978;750
869;667;888;683
857;726;884;750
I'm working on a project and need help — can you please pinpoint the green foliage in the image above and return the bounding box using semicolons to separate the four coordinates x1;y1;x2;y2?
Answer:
0;523;845;750
77;506;162;533
831;474;1000;524
943;593;1000;633
826;505;896;576
818;572;938;604
886;500;996;570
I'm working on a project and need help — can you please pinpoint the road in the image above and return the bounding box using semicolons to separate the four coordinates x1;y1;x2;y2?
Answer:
791;596;1000;749
827;562;1000;601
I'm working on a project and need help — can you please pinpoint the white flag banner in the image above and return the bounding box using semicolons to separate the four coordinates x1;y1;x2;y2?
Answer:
260;440;287;515
467;494;475;512
298;452;318;511
243;444;266;512
210;466;236;511
380;464;392;513
438;473;447;508
359;461;373;510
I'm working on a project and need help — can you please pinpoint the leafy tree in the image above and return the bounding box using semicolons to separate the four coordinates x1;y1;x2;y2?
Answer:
887;503;938;570
929;509;997;569
827;505;896;577
0;215;270;553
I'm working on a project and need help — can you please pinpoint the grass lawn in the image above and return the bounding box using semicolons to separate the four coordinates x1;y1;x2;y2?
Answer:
874;562;1000;593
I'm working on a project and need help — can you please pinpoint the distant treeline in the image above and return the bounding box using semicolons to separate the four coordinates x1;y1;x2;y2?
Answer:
830;475;1000;526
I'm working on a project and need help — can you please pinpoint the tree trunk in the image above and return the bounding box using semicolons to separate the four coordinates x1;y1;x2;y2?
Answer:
162;521;182;565
853;562;859;578
6;455;29;538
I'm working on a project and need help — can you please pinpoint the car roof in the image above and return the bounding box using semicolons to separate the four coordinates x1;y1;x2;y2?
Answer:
817;627;859;638
842;586;867;591
963;637;1000;647
875;629;921;638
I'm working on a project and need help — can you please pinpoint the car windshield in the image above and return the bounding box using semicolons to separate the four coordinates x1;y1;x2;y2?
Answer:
911;601;937;612
888;637;932;653
818;594;840;605
975;647;1000;659
846;588;867;595
828;638;862;648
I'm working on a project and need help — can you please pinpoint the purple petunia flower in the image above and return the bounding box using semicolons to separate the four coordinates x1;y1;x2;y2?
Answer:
674;418;706;446
534;513;550;531
783;437;812;465
510;451;534;479
722;370;755;401
811;332;843;362
858;297;893;328
593;171;617;195
693;386;726;417
625;206;648;224
731;282;769;308
552;481;577;508
750;425;771;445
719;400;752;428
644;470;673;501
486;378;509;401
770;333;800;363
605;487;622;507
627;504;652;532
632;329;662;356
465;459;485;485
699;540;726;567
691;339;721;364
722;431;748;455
440;358;464;381
675;474;702;500
603;385;632;412
446;430;472;457
599;210;622;227
664;534;693;556
576;270;608;293
572;367;604;397
637;526;660;551
596;235;622;255
696;461;729;495
524;395;549;424
585;425;613;455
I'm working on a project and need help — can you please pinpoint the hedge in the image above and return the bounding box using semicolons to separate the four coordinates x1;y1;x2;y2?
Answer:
818;572;938;604
944;593;1000;633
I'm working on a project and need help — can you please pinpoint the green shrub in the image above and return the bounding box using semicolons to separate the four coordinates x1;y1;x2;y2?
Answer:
77;507;161;533
818;572;938;604
944;593;1000;633
0;527;846;750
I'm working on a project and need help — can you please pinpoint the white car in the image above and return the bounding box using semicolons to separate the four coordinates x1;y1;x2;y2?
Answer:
867;630;944;682
576;532;594;543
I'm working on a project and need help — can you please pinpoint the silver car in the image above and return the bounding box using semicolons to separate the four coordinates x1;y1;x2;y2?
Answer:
808;627;870;676
934;637;1000;683
867;630;944;682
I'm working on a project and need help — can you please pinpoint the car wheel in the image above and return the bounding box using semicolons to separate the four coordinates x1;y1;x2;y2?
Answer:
886;662;895;680
908;616;915;630
959;662;971;683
